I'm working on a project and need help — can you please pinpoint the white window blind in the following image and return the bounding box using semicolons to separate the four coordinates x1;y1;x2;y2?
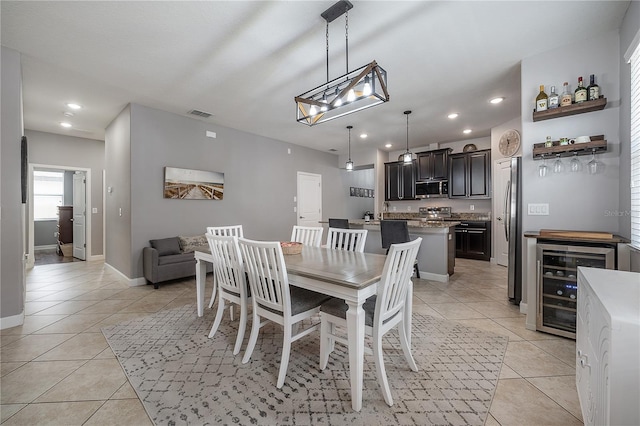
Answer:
631;44;640;248
34;171;64;220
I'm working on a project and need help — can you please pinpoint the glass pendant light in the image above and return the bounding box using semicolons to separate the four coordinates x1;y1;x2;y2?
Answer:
363;75;372;96
402;110;413;164
346;125;354;171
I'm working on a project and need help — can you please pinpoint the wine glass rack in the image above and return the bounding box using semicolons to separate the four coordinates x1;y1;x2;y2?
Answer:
532;137;607;160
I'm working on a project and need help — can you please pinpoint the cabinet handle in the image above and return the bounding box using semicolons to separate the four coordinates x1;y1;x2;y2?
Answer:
577;349;583;357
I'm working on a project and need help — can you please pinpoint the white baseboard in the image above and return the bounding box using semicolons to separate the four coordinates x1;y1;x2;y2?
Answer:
418;270;449;283
1;312;25;330
87;254;105;261
519;302;527;314
34;244;57;251
104;262;146;287
26;253;35;269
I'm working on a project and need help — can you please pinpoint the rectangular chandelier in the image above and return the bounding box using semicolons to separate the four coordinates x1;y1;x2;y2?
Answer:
295;60;388;126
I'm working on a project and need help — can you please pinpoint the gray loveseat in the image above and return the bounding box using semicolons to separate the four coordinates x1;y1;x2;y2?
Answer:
143;235;212;289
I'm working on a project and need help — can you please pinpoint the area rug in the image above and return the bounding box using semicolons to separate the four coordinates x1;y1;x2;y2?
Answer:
102;304;507;426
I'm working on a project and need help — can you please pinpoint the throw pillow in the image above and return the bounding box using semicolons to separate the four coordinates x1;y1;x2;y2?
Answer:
179;234;208;253
149;237;181;256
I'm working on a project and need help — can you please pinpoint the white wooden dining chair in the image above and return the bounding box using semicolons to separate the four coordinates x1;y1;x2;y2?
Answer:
319;237;422;406
206;225;244;309
326;227;368;252
290;225;323;247
238;237;331;389
205;234;249;355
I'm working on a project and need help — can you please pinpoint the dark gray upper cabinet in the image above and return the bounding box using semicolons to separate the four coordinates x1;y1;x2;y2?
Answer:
448;149;491;199
385;160;416;201
416;148;451;181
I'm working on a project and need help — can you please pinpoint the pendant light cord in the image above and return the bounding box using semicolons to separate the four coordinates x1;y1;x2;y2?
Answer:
345;7;349;75
347;125;352;160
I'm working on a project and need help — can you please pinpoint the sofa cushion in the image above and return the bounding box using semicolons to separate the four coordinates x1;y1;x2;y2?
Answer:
150;237;181;256
158;252;195;266
179;235;208;253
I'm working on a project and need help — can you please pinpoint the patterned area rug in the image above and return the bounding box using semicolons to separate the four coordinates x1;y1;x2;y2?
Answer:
102;304;507;426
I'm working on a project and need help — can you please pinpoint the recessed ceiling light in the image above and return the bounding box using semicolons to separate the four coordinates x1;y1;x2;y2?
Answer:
360;133;367;139
447;113;459;119
66;103;82;110
385;143;392;148
463;129;472;134
60;122;72;128
63;111;74;117
489;97;504;104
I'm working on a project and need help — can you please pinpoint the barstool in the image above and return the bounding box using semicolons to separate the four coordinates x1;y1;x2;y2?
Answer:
380;220;420;278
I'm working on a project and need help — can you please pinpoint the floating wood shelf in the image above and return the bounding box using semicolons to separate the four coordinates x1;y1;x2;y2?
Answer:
533;137;607;160
532;97;607;122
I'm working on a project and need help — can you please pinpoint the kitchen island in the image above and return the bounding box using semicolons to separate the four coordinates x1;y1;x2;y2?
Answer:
347;219;459;282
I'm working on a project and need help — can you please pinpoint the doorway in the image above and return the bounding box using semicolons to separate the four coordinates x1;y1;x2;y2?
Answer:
28;163;91;267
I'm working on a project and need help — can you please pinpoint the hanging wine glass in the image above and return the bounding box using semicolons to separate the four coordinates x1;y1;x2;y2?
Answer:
539;155;548;178
588;149;599;175
570;152;582;172
553;154;564;173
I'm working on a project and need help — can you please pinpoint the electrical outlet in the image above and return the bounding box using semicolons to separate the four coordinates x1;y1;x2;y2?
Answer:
470;205;475;211
92;207;98;214
527;203;549;215
392;206;397;211
53;231;58;237
407;206;412;211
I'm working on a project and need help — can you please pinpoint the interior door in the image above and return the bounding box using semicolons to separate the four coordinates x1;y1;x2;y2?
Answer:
72;171;86;260
297;172;322;227
494;159;511;266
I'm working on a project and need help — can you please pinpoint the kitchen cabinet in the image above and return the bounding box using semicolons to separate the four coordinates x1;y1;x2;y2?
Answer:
449;149;491;199
576;268;639;426
385;160;416;201
455;220;490;261
416;148;450;181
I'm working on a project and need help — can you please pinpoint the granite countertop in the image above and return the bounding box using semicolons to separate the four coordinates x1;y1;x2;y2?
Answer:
382;212;491;221
349;219;460;229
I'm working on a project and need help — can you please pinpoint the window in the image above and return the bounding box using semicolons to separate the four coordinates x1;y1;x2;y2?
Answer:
33;171;64;220
631;43;640;248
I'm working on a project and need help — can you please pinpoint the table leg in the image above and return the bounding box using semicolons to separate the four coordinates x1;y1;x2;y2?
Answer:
345;299;366;412
195;258;206;317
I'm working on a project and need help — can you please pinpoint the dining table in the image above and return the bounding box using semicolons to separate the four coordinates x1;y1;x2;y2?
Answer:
193;244;413;411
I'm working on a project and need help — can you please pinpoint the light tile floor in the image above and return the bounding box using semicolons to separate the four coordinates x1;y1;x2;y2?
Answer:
1;258;583;425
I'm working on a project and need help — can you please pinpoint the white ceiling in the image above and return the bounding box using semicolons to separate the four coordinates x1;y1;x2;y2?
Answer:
1;1;630;156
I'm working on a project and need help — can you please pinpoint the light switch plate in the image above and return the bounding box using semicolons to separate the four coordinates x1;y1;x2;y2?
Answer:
528;203;549;215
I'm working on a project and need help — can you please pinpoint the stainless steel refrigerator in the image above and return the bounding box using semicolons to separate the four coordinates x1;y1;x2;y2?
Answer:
506;156;522;305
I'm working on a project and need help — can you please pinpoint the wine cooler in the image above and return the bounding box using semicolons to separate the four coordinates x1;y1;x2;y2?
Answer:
536;243;615;339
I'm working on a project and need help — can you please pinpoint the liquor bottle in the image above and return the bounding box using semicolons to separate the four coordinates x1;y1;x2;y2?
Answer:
574;76;588;103
560;82;572;107
587;74;600;100
535;85;548;112
548;86;559;109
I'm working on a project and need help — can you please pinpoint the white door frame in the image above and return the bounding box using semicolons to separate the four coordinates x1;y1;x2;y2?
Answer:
27;163;92;268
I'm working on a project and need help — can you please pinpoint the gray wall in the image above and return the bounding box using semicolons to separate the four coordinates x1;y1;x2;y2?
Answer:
105;105;132;276
63;170;74;205
521;30;621;234
34;220;57;246
619;1;640;270
26;130;105;256
340;167;375;219
1;46;25;322
106;103;345;279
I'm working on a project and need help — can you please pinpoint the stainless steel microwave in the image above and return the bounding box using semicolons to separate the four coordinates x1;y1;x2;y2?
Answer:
415;180;448;198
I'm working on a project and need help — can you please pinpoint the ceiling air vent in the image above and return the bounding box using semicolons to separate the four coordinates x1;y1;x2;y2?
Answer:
188;109;213;118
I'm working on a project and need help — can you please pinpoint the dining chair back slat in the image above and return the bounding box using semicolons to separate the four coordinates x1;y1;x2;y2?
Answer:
207;225;244;238
205;225;244;309
326;228;368;252
238;237;330;389
290;225;323;247
205;233;249;355
319;237;422;406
